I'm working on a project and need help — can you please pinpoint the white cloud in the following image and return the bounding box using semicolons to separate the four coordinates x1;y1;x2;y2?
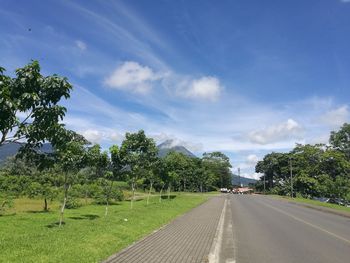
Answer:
75;40;87;51
340;0;350;3
104;61;161;94
319;106;349;127
104;61;223;101
240;172;262;180
246;154;259;165
248;119;303;145
82;129;102;143
181;76;222;101
151;132;203;152
80;129;122;144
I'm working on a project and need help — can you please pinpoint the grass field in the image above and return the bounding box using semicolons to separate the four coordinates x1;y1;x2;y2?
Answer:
271;195;350;213
0;193;213;263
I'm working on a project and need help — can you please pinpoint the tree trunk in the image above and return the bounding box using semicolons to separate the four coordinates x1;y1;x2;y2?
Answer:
59;174;70;227
105;181;114;217
85;190;88;205
105;199;109;217
147;181;153;206
159;185;164;203
44;197;48;211
130;180;135;209
167;185;171;200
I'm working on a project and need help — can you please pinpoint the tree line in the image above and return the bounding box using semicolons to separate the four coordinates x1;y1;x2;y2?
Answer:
255;123;350;201
0;61;233;223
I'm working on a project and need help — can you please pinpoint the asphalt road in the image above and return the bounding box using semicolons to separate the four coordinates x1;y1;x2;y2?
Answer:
220;194;350;263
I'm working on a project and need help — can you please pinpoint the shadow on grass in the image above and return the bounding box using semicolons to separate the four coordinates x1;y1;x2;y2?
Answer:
27;210;51;214
93;202;122;206
0;212;16;217
125;198;144;202
46;221;65;228
69;214;100;220
161;195;177;200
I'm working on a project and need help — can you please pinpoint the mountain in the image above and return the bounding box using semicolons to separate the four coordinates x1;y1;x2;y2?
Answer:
232;174;257;186
157;140;196;158
0;142;23;163
0;142;53;163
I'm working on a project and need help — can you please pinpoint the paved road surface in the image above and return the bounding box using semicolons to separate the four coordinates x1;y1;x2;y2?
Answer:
103;194;350;263
222;194;350;263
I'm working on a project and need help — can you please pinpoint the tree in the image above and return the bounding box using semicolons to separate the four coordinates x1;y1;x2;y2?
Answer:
27;171;58;211
330;123;350;160
255;152;289;191
202;152;232;189
164;151;191;191
120;130;158;209
55;131;88;226
145;161;160;205
0;61;72;149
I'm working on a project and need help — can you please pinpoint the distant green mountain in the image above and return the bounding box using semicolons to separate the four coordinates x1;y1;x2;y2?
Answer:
0;142;23;163
157;140;196;158
232;174;257;186
0;142;53;163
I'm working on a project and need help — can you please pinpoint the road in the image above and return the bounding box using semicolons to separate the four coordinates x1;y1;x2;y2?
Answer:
219;194;350;263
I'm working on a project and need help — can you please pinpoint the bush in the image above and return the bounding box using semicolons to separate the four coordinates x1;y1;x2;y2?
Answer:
0;195;14;215
92;181;124;205
65;197;82;209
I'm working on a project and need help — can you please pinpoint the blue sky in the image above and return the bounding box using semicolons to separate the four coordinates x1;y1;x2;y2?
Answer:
1;0;350;178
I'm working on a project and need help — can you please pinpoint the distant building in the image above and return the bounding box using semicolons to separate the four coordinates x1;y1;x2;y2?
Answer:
232;187;253;194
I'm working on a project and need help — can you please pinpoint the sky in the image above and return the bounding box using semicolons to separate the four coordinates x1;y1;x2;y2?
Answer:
1;0;350;179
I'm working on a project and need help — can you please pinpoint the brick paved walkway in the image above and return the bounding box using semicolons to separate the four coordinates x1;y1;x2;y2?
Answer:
103;195;225;263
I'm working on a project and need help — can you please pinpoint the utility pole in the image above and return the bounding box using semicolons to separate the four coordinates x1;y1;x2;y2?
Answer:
238;167;241;187
289;157;293;198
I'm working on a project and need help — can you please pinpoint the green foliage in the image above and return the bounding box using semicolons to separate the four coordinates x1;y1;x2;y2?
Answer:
330;123;350;159
256;124;350;200
0;194;14;215
93;179;124;205
202;151;232;189
120;130;158;178
65;197;82;209
0;61;72;151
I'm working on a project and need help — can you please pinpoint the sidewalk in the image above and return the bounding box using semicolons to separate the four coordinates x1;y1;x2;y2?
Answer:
103;195;225;263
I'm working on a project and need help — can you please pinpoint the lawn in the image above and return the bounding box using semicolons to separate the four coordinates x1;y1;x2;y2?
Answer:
0;193;212;263
271;195;350;214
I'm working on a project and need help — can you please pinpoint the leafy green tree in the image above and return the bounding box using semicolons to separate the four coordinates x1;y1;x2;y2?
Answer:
202;152;232;189
120;130;158;208
164;151;193;191
27;172;58;211
0;61;72;149
330;123;350;160
110;145;124;180
55;132;88;226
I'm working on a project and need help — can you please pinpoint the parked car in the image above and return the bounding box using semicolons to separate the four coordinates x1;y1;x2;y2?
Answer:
328;198;347;206
313;197;330;203
220;188;228;193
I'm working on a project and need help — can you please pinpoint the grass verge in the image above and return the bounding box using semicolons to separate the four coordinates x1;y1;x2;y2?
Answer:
0;193;211;263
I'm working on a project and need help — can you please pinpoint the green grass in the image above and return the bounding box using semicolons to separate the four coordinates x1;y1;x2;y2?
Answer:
271;195;350;213
0;193;211;263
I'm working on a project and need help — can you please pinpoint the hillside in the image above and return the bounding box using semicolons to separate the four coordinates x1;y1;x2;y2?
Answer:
232;174;257;186
0;142;53;163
